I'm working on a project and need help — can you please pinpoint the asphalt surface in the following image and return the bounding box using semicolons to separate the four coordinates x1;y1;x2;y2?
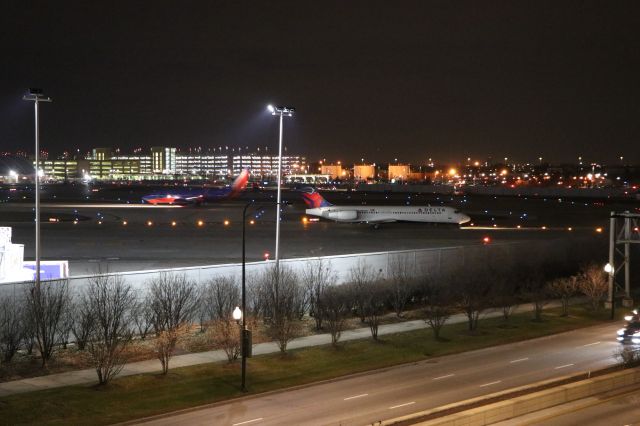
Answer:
136;323;621;426
1;190;616;275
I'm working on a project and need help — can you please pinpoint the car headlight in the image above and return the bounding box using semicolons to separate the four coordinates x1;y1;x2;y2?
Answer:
632;338;640;344
625;315;633;321
618;337;624;341
618;328;626;336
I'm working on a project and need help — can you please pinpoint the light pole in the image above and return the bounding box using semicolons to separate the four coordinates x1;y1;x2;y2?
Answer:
23;89;52;289
267;104;294;271
239;199;280;391
605;262;615;320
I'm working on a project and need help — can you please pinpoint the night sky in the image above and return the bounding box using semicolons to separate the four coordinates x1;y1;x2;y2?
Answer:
1;1;639;164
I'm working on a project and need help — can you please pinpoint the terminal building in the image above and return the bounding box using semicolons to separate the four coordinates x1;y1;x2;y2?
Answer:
32;147;306;181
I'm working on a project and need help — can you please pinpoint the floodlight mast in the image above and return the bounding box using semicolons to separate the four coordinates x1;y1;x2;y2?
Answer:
267;105;295;272
23;89;52;290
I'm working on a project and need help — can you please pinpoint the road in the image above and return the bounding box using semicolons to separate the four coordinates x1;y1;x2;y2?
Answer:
137;323;621;426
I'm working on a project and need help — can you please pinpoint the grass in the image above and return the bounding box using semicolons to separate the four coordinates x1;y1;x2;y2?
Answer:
0;306;615;425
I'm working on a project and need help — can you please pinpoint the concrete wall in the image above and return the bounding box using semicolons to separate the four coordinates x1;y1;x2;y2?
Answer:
0;238;577;300
383;368;640;426
0;241;541;299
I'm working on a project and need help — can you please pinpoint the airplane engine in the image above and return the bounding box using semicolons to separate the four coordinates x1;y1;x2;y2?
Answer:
326;210;358;221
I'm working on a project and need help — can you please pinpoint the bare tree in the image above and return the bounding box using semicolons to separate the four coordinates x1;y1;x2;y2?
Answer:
364;282;386;341
131;299;154;340
348;260;380;322
148;273;199;374
84;274;135;385
453;269;491;332
260;265;303;353
320;285;349;346
386;255;415;318
0;295;25;363
579;263;608;311
25;280;70;368
70;300;93;350
300;259;336;330
302;259;335;330
547;276;578;317
203;276;240;323
420;276;453;340
520;269;550;322
208;319;241;362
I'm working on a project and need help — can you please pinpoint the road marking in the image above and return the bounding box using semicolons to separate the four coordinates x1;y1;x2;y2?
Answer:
479;380;502;388
433;374;455;380
389;401;415;409
344;393;368;401
510;358;529;363
582;341;601;347
555;363;575;370
232;419;263;426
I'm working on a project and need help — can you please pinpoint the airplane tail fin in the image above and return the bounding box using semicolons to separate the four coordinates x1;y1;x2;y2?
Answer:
300;187;333;208
229;169;250;196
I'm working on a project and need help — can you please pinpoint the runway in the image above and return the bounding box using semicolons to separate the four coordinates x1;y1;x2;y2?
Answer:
0;190;618;276
136;323;621;426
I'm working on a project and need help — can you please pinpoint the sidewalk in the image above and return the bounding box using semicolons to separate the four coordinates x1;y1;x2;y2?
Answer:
0;302;553;397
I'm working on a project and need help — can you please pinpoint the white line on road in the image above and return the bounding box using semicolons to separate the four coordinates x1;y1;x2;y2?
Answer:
232;419;263;426
479;380;502;388
433;374;455;380
389;402;415;409
582;341;601;347
510;358;529;363
344;393;369;401
555;363;575;369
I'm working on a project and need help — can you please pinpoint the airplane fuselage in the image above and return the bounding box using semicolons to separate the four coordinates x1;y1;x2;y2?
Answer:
305;205;471;225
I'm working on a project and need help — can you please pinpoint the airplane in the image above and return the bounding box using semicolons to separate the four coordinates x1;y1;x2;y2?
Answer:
301;187;471;228
142;170;250;205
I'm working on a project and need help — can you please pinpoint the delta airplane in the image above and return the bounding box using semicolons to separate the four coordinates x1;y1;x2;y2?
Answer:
142;170;250;205
301;187;471;228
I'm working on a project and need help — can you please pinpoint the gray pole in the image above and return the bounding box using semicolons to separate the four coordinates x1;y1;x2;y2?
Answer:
274;112;284;269
624;213;631;300
23;90;51;289
608;211;616;318
34;98;40;288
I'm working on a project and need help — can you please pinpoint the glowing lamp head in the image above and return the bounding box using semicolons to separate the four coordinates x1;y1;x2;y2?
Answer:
595;227;603;233
224;219;230;226
232;306;242;321
604;263;613;274
249;219;255;225
267;104;275;113
197;220;204;227
264;252;270;260
122;220;128;226
147;220;153;226
171;221;177;227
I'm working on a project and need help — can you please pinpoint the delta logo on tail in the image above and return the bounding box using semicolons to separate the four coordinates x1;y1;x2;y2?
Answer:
142;170;250;205
301;187;333;208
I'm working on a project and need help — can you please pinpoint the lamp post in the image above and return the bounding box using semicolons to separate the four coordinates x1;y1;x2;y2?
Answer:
267;104;294;271
605;262;615;320
239;199;281;392
23;89;52;289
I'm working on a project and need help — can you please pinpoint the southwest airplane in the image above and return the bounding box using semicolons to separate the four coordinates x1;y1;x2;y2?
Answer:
142;170;250;205
301;187;471;227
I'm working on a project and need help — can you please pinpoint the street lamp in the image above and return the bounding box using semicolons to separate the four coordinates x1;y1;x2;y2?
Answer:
267;105;294;271
605;262;615;320
239;199;281;391
23;89;52;289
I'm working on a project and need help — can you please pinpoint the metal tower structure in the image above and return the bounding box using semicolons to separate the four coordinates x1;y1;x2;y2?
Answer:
607;211;640;312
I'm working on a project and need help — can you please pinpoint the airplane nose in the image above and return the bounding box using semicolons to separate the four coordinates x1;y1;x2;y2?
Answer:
460;214;471;224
